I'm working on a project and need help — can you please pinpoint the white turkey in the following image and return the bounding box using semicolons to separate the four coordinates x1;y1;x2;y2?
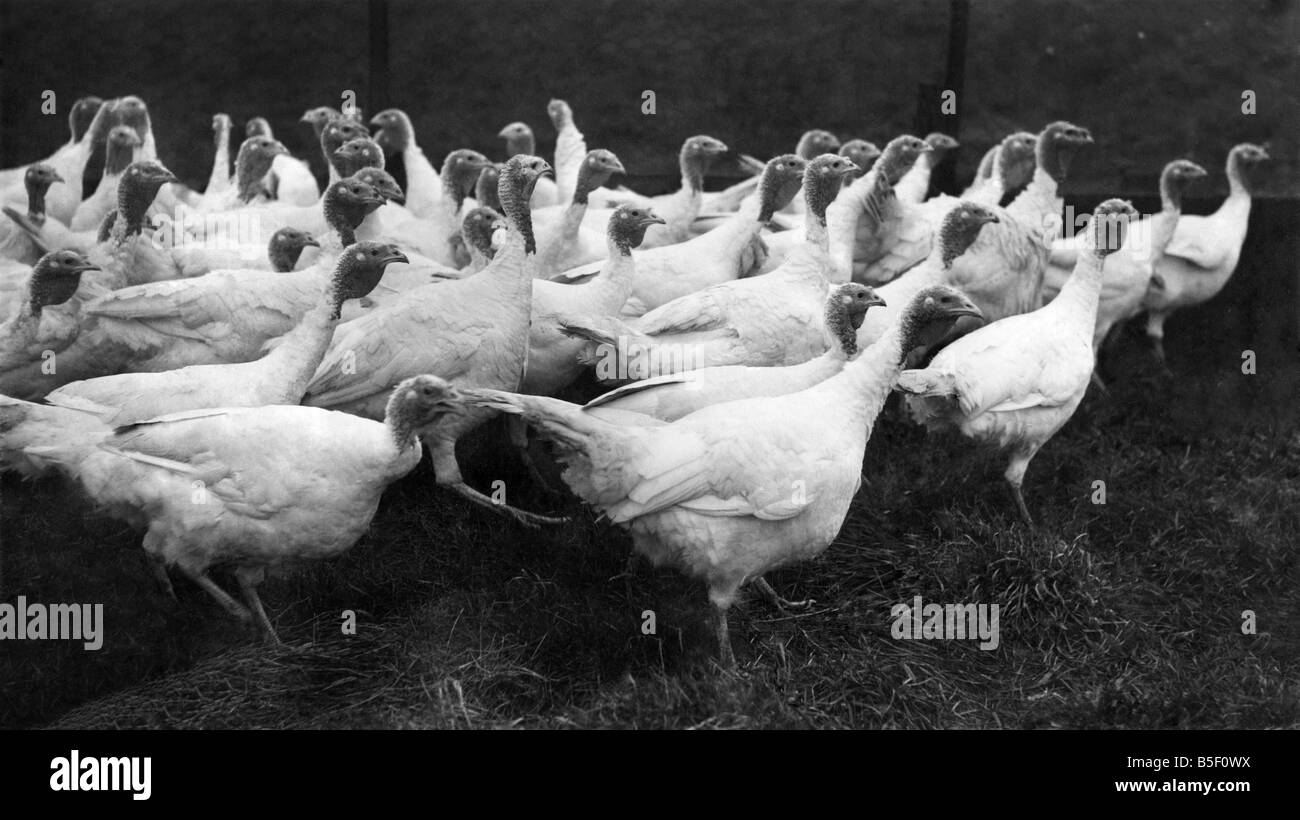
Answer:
896;199;1138;525
302;155;566;527
583;283;884;423
1143;143;1269;370
461;284;981;667
1042;159;1208;380
0;374;463;643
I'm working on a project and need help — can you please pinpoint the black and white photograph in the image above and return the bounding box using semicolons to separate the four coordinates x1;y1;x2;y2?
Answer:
0;0;1296;777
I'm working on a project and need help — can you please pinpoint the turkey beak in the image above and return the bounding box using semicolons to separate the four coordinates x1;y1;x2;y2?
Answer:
640;212;667;227
984;213;1001;224
539;161;555;180
608;158;627;175
271;140;289;157
1258;148;1271;161
50;171;66;184
841;159;861;175
381;248;409;266
865;292;886;309
70;261;101;274
387;188;407;206
156;170;179;185
302;235;321;249
1079;130;1095;144
946;299;983;320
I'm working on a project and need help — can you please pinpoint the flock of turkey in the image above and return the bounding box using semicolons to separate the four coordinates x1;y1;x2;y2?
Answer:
0;93;1268;665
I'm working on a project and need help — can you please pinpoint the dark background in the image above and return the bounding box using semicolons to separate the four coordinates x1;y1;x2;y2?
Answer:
1;0;1297;196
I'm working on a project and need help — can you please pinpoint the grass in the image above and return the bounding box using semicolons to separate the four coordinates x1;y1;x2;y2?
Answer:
2;305;1297;729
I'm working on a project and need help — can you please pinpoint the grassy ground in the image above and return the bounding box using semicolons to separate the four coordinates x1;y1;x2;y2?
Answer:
3;272;1297;729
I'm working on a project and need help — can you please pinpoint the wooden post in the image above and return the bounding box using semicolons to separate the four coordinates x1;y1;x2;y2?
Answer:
368;0;391;119
916;0;970;195
937;0;969;194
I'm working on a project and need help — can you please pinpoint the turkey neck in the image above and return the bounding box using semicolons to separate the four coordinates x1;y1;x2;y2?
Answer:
235;148;274;203
572;160;611;207
1008;137;1074;224
505;132;535;157
499;170;539;256
910;151;936;191
25;177;50;221
824;300;860;360
105;137;137;176
757;170;800;224
210;121;230;188
1149;171;1187;257
384;399;429;454
116;178;160;238
489;168;542;303
1210;152;1255;232
1047;243;1107;330
386;114;414;152
802;172;839;251
938;217;987;269
975;146;997;182
589;231;639;306
680;147;708;194
825;188;859;282
475;170;502;212
813;318;906;432
25;263;81;317
70;98;104;144
269;241;306;272
324;195;369;247
1226;150;1255;198
262;299;339;401
980;150;1011;204
826;158;900;281
440;164;476;216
